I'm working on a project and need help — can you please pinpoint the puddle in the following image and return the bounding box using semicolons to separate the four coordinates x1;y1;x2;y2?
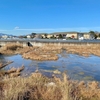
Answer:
0;52;100;81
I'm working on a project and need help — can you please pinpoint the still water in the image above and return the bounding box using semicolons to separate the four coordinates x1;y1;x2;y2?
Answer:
0;52;100;81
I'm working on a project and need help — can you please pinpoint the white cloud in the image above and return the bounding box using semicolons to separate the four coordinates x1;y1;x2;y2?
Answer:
0;26;100;36
15;28;55;31
13;27;100;32
14;26;20;30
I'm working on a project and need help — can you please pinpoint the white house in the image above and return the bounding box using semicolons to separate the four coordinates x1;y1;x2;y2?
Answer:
27;35;31;39
2;35;8;39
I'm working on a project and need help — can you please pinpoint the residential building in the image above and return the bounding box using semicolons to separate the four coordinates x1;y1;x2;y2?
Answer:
78;33;91;40
2;35;8;39
66;32;78;39
47;34;53;39
41;34;46;38
27;35;31;39
83;33;90;39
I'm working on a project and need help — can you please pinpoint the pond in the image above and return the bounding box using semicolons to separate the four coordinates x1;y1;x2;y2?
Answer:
0;51;100;81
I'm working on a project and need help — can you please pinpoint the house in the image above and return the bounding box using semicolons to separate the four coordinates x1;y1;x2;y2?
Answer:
53;34;57;38
41;34;46;38
41;32;91;40
78;33;91;40
83;33;90;39
97;37;100;39
35;34;42;39
2;35;8;39
77;33;84;40
47;34;53;39
27;35;31;39
51;32;78;39
66;32;78;39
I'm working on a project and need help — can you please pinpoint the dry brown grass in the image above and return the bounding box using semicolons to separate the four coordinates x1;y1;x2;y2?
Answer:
4;43;23;50
1;44;100;99
22;47;61;60
0;70;100;100
0;43;23;55
0;63;24;79
1;43;100;60
0;45;61;60
0;72;72;100
65;45;100;57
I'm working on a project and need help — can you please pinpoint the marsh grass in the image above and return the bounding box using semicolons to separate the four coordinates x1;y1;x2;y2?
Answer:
0;71;100;100
0;44;100;99
65;45;100;57
1;43;100;59
0;72;74;100
5;43;23;50
22;47;61;60
0;43;23;55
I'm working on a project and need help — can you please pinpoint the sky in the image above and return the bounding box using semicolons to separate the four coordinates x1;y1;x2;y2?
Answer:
0;0;100;36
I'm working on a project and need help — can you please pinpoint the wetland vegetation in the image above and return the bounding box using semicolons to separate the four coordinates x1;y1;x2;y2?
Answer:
0;43;100;100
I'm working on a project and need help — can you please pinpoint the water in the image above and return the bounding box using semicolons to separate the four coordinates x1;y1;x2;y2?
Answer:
1;52;100;81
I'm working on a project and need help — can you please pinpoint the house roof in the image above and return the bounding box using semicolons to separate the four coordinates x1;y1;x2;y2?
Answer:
78;32;90;35
51;32;78;35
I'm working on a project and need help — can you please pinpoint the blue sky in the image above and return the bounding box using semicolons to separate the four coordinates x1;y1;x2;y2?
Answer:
0;0;100;35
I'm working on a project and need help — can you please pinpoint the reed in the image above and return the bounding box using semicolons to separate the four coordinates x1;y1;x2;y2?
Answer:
0;71;100;100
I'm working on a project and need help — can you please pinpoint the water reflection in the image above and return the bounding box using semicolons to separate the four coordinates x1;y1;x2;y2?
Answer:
0;54;6;63
1;52;100;81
